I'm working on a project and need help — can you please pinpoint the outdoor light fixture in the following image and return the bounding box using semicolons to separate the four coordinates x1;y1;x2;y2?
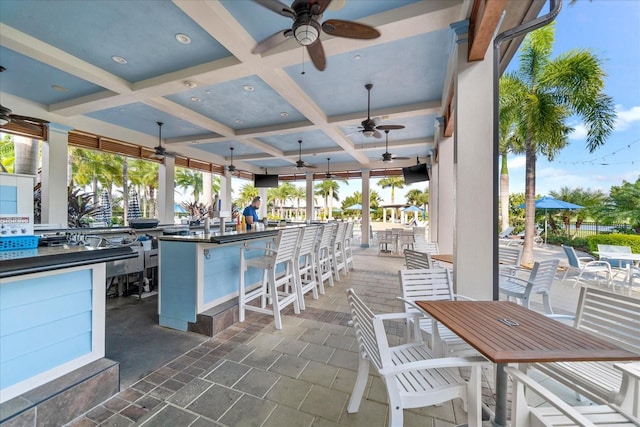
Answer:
362;129;375;137
293;18;320;46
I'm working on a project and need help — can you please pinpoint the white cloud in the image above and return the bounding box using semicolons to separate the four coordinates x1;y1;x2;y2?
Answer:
507;156;526;169
614;105;640;131
568;105;640;139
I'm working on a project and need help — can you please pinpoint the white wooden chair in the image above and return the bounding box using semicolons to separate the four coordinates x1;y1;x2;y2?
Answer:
292;226;320;310
346;288;488;427
331;222;348;281
507;365;640;426
315;223;335;293
343;221;355;272
562;245;613;288
377;230;394;253
239;227;301;330
498;245;523;275
398;229;415;253
398;269;478;357
404;250;433;270
530;287;640;414
499;259;559;314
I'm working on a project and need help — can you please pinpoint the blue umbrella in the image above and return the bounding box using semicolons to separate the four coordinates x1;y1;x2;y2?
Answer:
402;205;424;212
174;203;187;214
518;196;584;243
345;203;375;212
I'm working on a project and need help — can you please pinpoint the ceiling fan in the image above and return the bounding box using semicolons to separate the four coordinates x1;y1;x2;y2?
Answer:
252;0;380;71
295;139;317;169
377;125;410;162
323;157;337;179
0;67;50;133
151;122;176;160
225;147;249;175
346;84;405;140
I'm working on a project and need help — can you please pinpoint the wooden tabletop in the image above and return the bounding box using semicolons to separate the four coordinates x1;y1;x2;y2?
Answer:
431;254;453;264
415;300;640;364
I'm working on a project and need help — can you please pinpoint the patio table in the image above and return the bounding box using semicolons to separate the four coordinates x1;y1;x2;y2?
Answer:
415;300;640;427
597;251;640;288
431;253;453;264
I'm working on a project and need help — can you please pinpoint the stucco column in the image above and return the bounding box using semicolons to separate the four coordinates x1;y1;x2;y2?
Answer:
306;172;314;221
41;123;70;227
258;187;267;219
218;171;232;212
429;145;439;243
157;156;175;224
451;20;495;300
361;168;370;247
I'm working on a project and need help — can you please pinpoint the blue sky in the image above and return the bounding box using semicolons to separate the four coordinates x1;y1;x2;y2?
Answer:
508;0;640;196
228;1;640;207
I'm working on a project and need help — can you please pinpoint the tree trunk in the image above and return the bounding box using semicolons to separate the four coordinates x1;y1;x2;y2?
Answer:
328;188;333;220
522;137;537;267
13;137;39;175
500;154;510;232
122;158;129;223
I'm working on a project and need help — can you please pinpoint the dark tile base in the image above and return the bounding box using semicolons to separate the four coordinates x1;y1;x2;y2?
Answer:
0;359;119;427
188;299;239;337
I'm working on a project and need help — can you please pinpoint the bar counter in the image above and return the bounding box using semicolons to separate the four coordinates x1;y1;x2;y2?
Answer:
0;245;139;404
157;225;303;332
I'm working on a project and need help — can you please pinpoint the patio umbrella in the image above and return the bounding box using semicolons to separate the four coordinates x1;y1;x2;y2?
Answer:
518;196;584;244
345;203;376;212
174;203;187;214
98;189;111;225
402;205;424;213
127;188;141;220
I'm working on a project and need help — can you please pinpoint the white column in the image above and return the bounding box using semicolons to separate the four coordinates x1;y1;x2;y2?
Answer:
202;172;212;207
219;171;232;212
429;146;439;243
451;20;495;301
41;123;70;227
157;156;175;224
258;187;267;219
361;168;370;247
305;172;314;222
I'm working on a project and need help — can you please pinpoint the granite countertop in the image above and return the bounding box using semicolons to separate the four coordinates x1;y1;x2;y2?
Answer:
0;245;138;278
158;225;306;244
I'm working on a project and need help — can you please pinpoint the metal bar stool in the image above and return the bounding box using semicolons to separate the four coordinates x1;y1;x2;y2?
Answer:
239;227;302;330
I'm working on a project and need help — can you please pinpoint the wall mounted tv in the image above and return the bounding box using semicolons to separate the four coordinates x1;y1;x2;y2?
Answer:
402;163;429;185
254;174;279;188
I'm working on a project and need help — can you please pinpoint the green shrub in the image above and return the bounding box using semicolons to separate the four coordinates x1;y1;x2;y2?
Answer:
586;234;640;253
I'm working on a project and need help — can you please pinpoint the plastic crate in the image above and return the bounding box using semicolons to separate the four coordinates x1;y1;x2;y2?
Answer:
0;235;39;251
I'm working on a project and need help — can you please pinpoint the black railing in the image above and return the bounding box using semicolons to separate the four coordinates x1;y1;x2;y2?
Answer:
552;221;633;238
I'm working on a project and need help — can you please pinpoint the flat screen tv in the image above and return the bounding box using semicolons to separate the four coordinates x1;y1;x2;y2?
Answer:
402;163;429;185
254;174;279;188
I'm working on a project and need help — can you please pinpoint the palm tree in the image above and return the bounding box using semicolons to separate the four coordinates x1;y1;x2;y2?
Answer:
598;177;640;232
236;183;258;209
548;187;606;237
315;180;342;220
272;182;296;219
291;185;305;220
175;168;203;201
500;23;616;265
0;133;14;173
497;97;524;232
406;188;429;220
128;159;159;218
377;177;405;204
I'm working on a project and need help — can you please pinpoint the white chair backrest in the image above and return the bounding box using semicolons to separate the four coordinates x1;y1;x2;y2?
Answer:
499;245;522;266
345;222;354;240
498;226;515;239
404;250;432;270
346;288;385;370
335;222;347;243
597;244;632;254
528;259;559;294
274;228;302;264
318;223;335;250
413;226;426;237
422;241;439;254
299;226;319;257
399;268;454;314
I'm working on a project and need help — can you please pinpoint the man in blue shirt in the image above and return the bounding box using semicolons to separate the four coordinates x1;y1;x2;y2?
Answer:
242;196;261;229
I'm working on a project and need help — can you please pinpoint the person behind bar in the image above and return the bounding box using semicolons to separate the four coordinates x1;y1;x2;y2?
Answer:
242;196;261;230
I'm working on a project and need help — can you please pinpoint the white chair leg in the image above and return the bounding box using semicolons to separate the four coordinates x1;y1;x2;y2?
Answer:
385;379;404;427
268;269;283;330
542;294;553;315
293;257;306;311
347;357;370;413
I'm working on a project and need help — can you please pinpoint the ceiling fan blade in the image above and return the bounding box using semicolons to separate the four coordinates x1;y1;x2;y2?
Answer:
392;156;410;160
304;163;318;169
372;130;382;139
11;118;46;133
254;0;295;18
306;39;326;71
306;0;332;15
321;19;380;39
253;29;293;54
10;114;49;124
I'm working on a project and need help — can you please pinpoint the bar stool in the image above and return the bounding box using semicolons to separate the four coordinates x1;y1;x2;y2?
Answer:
315;223;335;293
239;227;301;330
292;226;320;310
331;222;348;281
343;222;355;272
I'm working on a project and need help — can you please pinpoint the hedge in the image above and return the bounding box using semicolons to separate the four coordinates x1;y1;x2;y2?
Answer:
586;233;640;253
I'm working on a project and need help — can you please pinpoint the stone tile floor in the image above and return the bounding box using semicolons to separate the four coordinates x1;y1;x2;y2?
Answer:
65;244;636;427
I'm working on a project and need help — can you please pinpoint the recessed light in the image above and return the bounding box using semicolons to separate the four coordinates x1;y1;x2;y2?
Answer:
353;55;361;61
234;119;243;124
175;33;191;44
111;55;128;64
51;84;68;92
191;96;202;102
280;112;288;118
184;81;197;88
243;85;254;92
